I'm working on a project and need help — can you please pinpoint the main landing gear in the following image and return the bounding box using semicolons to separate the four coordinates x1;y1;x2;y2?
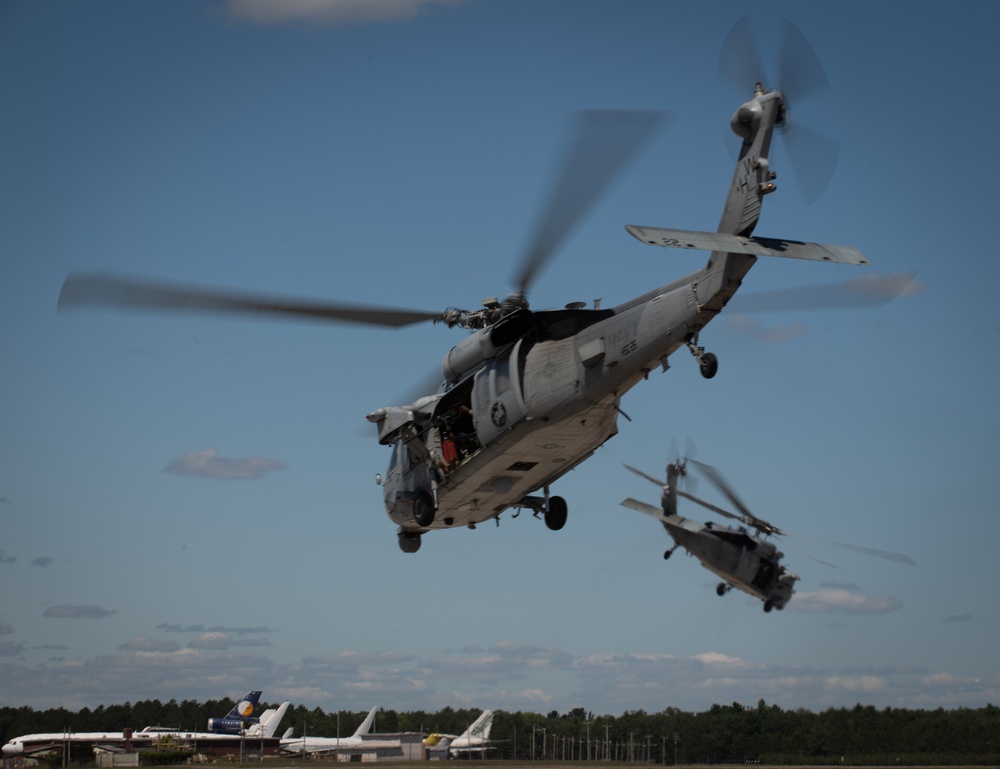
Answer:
518;487;568;531
687;337;718;379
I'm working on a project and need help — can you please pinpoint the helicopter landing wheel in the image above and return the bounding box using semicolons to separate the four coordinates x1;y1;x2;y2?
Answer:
763;600;775;613
699;352;718;379
398;530;422;554
663;549;672;560
413;489;436;528
716;582;729;597
544;496;568;531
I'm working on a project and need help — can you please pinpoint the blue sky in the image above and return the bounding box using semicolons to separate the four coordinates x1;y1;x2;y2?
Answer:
2;0;999;717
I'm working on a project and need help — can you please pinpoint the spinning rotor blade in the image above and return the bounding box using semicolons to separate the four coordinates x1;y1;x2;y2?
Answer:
513;110;665;297
719;18;829;104
718;17;767;94
777;20;830;105
58;272;444;328
688;459;785;536
817;539;917;566
718;18;838;204
782;120;838;205
675;489;743;523
624;463;666;489
727;272;920;313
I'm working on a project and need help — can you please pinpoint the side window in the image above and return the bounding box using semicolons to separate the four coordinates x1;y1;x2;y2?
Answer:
493;355;510;395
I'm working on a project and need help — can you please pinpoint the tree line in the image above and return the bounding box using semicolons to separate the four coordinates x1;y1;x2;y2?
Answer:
2;699;999;765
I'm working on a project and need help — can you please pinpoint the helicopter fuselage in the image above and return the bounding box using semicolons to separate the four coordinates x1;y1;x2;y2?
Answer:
659;513;798;611
376;275;701;536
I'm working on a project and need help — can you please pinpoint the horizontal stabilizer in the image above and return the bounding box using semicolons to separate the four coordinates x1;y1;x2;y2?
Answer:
625;225;869;265
621;497;665;519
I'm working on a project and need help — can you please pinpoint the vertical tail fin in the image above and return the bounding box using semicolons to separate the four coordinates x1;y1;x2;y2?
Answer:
696;87;785;314
207;691;263;734
259;702;291;738
351;706;379;739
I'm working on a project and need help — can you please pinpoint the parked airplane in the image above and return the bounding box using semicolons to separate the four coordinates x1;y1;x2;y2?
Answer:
278;706;400;756
207;690;262;734
2;697;289;757
423;710;496;756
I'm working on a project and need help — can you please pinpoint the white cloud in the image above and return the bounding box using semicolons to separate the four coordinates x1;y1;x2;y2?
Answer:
0;638;997;714
225;0;469;27
120;636;182;653
791;587;903;615
42;604;117;619
188;632;272;650
164;449;287;480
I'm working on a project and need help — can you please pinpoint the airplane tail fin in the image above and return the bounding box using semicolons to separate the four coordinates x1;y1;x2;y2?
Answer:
474;710;495;740
351;706;379;739
207;691;263;734
458;710;495;742
281;727;294;740
259;702;291;738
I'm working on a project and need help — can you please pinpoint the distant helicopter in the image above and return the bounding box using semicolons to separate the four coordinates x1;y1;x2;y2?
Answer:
622;450;916;612
58;22;877;553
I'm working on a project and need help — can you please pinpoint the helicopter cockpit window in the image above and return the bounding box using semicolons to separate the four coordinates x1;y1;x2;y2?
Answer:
392;442;410;470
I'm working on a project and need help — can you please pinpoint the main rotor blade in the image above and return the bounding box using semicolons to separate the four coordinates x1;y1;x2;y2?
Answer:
818;538;917;566
624;463;666;488
513;110;665;296
727;272;920;313
58;272;444;328
688;459;785;535
676;489;742;522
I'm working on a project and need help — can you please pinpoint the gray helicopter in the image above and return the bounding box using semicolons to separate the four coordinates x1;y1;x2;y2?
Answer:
623;455;799;612
58;22;874;553
622;452;916;612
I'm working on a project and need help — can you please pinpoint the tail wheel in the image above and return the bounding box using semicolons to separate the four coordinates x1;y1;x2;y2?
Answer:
544;496;568;530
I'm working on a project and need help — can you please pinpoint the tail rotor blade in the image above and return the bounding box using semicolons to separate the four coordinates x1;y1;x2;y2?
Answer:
718;17;768;92
783;120;839;205
778;20;830;105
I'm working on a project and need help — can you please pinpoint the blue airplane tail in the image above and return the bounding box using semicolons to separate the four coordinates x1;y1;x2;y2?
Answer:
207;691;263;734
